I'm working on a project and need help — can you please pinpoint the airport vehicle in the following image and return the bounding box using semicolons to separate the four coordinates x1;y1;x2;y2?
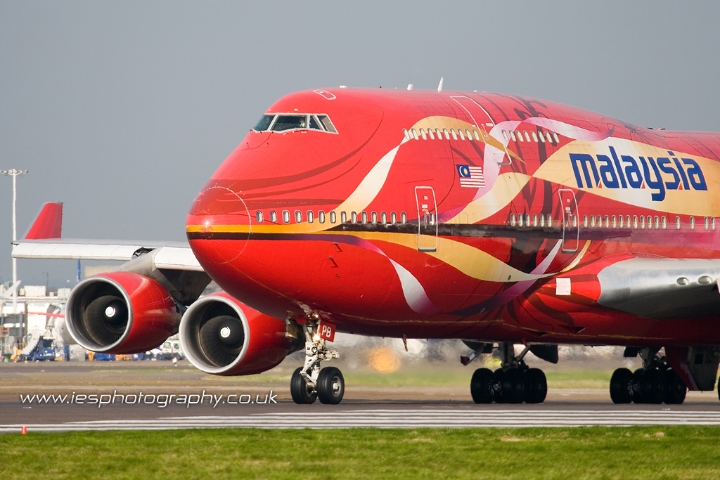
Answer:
15;87;720;405
21;336;56;362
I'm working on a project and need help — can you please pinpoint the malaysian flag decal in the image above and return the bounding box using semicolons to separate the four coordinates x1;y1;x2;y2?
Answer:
456;164;485;188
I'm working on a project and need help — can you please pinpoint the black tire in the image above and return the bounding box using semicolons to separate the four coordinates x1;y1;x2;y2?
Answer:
493;369;506;404
317;367;345;405
499;368;525;404
524;368;548;404
609;368;633;404
470;368;494;404
664;369;687;404
290;367;317;404
632;368;647;404
643;368;666;404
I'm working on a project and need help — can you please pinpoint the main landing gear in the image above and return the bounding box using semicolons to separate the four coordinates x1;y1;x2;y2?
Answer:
610;347;687;405
468;343;548;404
290;319;344;405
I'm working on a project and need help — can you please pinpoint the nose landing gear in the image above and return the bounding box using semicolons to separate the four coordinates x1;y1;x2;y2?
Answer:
610;347;687;405
468;343;548;404
289;319;343;405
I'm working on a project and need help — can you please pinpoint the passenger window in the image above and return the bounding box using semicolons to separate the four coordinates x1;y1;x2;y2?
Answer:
501;130;508;141
604;215;609;227
253;115;275;132
573;215;577;227
381;212;387;224
553;133;560;143
517;131;524;142
272;115;307;132
403;129;409;140
531;131;538;142
525;132;531;142
690;216;695;229
473;130;481;141
319;211;325;224
510;131;517;141
295;210;302;223
626;215;631;228
583;215;588;227
341;211;347;223
654;216;659;229
533;214;538;227
466;129;472;139
546;214;552;227
540;214;545;227
330;211;336;224
256;211;264;223
428;129;435;140
282;210;290;223
307;211;314;223
458;129;465;140
391;212;397;224
436;128;443;139
443;129;450;139
270;211;277;223
705;217;710;230
661;216;666;229
591;216;595;227
371;212;377;224
612;215;616;228
420;129;427;140
351;212;358;223
713;218;717;230
451;129;458;140
647;216;652;228
633;215;638;229
640;216;645;229
401;212;407;223
525;214;530;226
361;212;368;224
517;214;523;227
411;129;418;140
675;216;680;229
317;115;337;133
619;216;624;228
510;213;516;227
538;131;545;142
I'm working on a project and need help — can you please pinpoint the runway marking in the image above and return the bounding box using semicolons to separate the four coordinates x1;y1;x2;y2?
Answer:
4;409;720;432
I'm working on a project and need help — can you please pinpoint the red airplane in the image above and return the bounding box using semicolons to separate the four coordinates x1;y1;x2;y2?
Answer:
15;87;720;406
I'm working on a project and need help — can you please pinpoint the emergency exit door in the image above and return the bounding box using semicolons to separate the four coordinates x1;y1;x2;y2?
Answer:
415;186;438;252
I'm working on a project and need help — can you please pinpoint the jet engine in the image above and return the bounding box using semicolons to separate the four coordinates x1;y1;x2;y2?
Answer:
66;272;180;354
180;293;302;375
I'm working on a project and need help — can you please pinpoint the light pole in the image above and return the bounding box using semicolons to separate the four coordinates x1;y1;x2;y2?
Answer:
1;169;28;314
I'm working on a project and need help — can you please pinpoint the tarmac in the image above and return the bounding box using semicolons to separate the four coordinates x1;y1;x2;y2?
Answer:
1;360;719;432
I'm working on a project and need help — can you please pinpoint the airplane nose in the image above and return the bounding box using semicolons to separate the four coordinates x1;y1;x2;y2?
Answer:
186;185;251;265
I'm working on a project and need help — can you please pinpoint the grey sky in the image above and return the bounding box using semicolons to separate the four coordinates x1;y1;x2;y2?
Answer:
2;1;720;287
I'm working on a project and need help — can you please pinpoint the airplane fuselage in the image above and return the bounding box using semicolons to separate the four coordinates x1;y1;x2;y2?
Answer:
186;88;720;347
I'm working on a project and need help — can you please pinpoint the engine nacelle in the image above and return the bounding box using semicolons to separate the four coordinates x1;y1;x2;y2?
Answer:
180;293;301;375
66;272;180;354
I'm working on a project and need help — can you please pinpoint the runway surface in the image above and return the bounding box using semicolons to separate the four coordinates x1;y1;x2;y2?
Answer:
3;361;720;432
4;407;720;432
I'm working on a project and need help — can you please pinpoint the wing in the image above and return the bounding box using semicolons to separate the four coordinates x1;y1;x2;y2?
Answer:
13;202;209;305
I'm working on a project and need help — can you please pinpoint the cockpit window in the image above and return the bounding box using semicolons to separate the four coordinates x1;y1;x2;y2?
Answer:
272;115;307;131
317;115;337;133
253;115;275;132
252;113;337;133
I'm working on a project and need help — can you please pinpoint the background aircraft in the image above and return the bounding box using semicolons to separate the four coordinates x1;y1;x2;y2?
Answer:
15;87;720;406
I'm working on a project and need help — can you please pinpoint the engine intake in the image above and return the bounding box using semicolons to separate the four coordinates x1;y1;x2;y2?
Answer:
180;293;301;375
66;272;180;353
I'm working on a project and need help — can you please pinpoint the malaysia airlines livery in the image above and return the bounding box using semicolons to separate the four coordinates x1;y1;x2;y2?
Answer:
16;87;720;405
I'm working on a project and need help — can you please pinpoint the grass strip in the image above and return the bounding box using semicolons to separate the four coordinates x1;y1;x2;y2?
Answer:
2;426;720;479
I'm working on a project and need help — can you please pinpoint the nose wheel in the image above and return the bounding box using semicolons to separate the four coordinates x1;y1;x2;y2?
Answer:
290;319;343;405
